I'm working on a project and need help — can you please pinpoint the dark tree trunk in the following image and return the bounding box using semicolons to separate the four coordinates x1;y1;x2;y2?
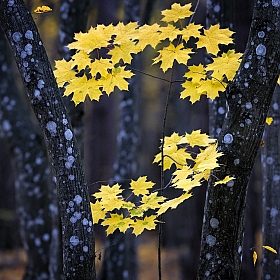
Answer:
0;1;95;279
197;1;280;279
0;26;56;279
261;85;280;278
98;1;140;279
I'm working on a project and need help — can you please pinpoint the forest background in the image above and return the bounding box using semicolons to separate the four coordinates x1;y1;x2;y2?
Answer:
0;0;271;279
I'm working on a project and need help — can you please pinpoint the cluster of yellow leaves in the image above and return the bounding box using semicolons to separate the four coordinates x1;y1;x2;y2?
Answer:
54;3;242;105
34;5;52;14
90;130;234;236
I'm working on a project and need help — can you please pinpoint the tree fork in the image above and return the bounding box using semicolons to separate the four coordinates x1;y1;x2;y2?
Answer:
198;0;280;279
0;1;95;279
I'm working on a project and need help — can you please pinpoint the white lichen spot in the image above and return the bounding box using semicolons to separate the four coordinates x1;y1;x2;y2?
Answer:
70;236;79;246
70;216;77;223
25;44;33;55
266;157;274;165
210;218;219;229
234;159;240;165
238;246;242;254
46;121;57;136
206;235;216;247
82;218;89;226
270;208;279;218
8;0;14;6
240;123;245;128
63;118;68;125
273;174;280;182
23;61;28;68
12;32;22;42
42;233;50;241
246;102;252;109
68;201;74;207
218;107;225;114
213;4;220;12
68;174;75;181
206;253;212;260
227;180;234;187
258;31;265;38
34;237;41;246
74;195;82;205
35;157;43;165
67;147;73;154
256;44;266;56
65;129;73;141
272;0;280;7
253;98;258;103
2;120;11;131
245;119;252;125
25;30;34;40
265;274;271;279
37;79;45;89
34;89;41;100
244;82;249;88
205;271;210;277
65;155;75;169
223;133;233;144
83;246;88;252
244;62;250;69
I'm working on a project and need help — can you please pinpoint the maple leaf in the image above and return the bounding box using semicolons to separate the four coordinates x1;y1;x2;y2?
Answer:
262;246;277;254
214;176;235;186
130;176;155;196
100;196;125;211
266;117;273;125
71;50;91;71
102;214;131;235
173;166;193;181
198;79;226;100
113;22;139;44
194;144;223;172
157;192;193;215
184;64;206;83
206;50;242;80
181;23;202;42
63;75;102;104
131;215;158;236
90;58;113;77
101;66;134;94
253;251;257;266
180;80;204;103
68;26;111;52
93;184;123;200
158;24;182;42
173;178;201;193
54;59;76;85
178;129;216;147
153;43;193;72
136;24;161;50
90;201;106;224
196;24;234;55
141;192;166;210
161;3;193;23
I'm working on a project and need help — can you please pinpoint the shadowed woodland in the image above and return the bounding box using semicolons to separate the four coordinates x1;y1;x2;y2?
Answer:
0;0;280;279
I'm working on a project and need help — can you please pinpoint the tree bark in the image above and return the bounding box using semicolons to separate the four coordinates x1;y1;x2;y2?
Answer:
197;1;280;279
261;85;280;278
0;1;95;279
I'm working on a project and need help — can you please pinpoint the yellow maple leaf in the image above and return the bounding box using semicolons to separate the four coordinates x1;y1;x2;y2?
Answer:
178;129;216;147
158;24;182;42
93;184;123;200
131;215;158;236
153;43;193;72
71;50;91;71
196;24;234;55
157;192;192;215
90;201;106;224
173;166;193;181
34;5;52;13
102;214;131;235
173;178;201;192
63;75;102;104
198;79;226;100
100;196;125;212
181;23;203;42
101;66;134;94
262;246;278;254
90;58;113;78
141;192;166;211
253;251;257;266
113;22;139;44
136;24;161;50
54;59;76;85
278;75;280;85
194;144;223;172
214;176;235;186
68;26;110;53
184;64;206;83
180;80;204;103
161;3;193;23
266;117;273;125
206;50;242;80
130;176;155;196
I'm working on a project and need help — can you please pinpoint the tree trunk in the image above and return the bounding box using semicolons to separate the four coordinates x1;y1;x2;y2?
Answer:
261;85;280;278
0;1;95;279
197;1;280;279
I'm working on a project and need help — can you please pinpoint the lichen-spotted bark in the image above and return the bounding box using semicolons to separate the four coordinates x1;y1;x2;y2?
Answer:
261;85;280;279
197;1;280;279
0;1;95;279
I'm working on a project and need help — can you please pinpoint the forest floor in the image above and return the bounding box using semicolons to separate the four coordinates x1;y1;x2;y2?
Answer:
0;234;181;280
